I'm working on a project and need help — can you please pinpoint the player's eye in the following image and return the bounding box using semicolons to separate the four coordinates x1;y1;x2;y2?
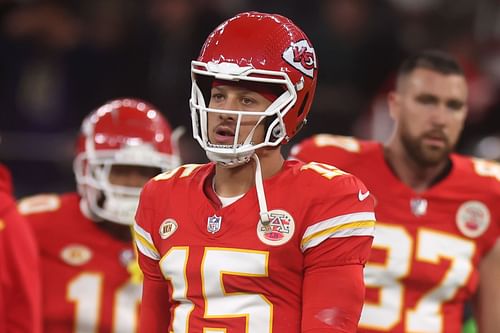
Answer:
211;93;225;103
241;97;255;105
446;99;464;111
415;94;438;105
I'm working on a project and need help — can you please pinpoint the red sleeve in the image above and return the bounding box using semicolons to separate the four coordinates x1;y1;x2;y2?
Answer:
0;194;42;333
135;181;172;332
138;255;172;333
302;236;373;332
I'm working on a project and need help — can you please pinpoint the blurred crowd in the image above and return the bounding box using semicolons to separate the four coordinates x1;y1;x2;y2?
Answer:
1;0;500;197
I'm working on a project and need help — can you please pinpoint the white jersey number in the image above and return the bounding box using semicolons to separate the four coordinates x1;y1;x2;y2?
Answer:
161;247;271;333
68;273;142;333
359;225;475;333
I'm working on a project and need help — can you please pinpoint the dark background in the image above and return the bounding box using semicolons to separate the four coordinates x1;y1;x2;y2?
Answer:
1;0;500;197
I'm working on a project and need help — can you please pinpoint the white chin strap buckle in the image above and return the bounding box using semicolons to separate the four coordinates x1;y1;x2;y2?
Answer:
260;212;270;225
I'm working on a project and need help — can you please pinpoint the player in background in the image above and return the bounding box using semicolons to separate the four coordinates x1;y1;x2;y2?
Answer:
290;50;500;333
0;162;42;332
134;11;376;333
18;98;182;333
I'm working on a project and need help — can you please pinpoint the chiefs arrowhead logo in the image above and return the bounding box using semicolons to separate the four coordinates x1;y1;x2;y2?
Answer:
282;39;317;78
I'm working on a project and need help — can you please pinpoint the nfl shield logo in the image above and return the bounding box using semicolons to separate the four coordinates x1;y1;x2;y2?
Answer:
410;198;428;216
207;215;222;234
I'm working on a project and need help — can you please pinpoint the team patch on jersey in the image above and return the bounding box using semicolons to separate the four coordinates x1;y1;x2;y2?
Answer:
159;218;178;239
60;244;92;266
207;215;222;234
257;209;295;246
456;200;490;238
282;39;317;78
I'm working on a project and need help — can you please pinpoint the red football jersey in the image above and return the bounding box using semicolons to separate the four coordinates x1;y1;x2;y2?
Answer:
291;134;500;333
0;164;42;333
134;160;376;333
19;192;141;333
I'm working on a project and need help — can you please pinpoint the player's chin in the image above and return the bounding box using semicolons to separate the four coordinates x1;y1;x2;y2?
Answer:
421;147;450;165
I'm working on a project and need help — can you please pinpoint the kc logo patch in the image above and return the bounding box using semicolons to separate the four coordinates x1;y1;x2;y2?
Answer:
60;244;92;266
207;215;222;234
456;200;490;238
282;39;317;78
257;209;295;246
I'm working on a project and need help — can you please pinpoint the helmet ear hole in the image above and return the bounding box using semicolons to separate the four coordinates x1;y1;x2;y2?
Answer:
271;124;284;141
264;115;284;143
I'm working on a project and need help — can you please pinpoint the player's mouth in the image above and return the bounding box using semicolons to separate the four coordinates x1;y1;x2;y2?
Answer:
422;132;448;149
213;125;236;145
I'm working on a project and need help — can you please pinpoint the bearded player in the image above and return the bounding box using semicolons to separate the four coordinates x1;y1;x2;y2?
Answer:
19;98;181;333
133;11;376;333
291;50;500;333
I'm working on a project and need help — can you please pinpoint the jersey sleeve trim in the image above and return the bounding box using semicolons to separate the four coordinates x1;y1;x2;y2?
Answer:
301;212;375;251
133;222;160;260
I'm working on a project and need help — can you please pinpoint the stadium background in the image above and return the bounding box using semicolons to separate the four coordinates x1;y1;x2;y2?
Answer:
1;0;499;197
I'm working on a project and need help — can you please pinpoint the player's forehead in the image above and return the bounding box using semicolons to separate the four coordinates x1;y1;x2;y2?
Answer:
401;68;467;99
211;84;259;95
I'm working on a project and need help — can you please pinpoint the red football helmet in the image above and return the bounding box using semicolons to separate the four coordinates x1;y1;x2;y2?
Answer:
190;11;318;166
74;98;182;225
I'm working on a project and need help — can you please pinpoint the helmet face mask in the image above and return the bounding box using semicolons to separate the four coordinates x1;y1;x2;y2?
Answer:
190;12;318;167
74;98;181;225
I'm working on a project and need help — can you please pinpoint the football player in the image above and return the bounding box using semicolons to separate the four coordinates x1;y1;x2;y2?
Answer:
290;50;500;333
133;11;376;333
0;161;41;332
18;98;181;333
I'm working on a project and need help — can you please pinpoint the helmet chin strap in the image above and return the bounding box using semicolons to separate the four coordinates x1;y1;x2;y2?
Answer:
204;115;271;224
252;154;270;225
207;151;271;225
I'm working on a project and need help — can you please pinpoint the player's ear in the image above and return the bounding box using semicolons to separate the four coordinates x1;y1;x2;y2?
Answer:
387;91;400;121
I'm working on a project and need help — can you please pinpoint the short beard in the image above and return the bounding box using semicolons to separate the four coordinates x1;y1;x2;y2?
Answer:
400;131;452;167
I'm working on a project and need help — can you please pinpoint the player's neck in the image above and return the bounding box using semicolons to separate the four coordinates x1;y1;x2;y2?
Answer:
214;148;284;197
383;143;451;193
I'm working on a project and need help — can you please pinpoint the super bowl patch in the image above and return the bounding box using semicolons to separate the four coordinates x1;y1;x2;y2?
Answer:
257;209;295;246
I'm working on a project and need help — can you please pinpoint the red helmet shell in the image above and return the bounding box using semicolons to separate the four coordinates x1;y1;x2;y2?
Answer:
196;11;318;142
76;98;174;156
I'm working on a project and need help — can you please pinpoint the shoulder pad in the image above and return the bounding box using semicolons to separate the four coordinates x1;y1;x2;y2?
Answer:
313;134;361;152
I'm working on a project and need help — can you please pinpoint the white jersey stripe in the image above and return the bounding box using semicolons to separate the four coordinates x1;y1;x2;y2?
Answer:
301;221;375;251
133;223;160;260
303;212;375;238
301;212;376;251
